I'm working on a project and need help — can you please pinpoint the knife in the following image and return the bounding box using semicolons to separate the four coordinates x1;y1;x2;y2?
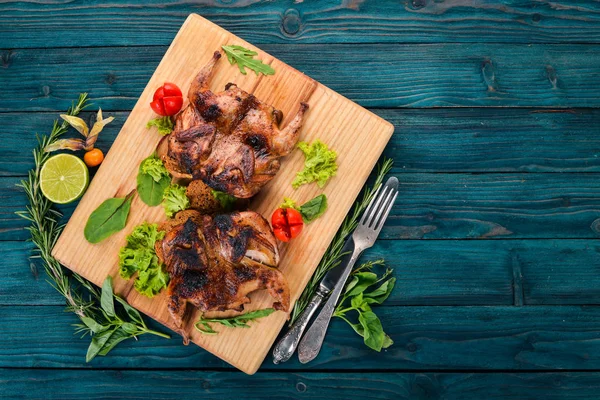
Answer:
272;237;355;364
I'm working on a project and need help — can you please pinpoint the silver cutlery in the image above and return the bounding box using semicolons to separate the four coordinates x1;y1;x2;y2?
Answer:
272;237;355;364
297;176;399;364
271;176;399;364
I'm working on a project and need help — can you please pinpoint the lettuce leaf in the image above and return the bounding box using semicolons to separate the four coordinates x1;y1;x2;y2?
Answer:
292;140;338;189
162;184;189;217
118;223;168;297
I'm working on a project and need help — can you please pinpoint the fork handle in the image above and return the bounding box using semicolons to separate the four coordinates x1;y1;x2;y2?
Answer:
272;288;326;364
297;247;362;364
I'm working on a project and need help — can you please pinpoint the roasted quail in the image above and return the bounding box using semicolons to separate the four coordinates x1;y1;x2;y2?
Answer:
161;51;309;198
156;210;290;339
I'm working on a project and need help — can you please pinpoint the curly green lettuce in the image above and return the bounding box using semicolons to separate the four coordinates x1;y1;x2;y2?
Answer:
280;197;299;210
118;223;169;298
140;155;170;183
292;140;338;189
146;116;174;136
162;184;189;217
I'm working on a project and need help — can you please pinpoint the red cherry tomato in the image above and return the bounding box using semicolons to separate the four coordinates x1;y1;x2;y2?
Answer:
150;99;166;116
271;208;304;242
163;96;184;116
150;82;183;116
162;82;183;97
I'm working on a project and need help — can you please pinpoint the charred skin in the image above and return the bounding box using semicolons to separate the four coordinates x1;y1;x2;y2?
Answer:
157;210;289;342
161;51;309;198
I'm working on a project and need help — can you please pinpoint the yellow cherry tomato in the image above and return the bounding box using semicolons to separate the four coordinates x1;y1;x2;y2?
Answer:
84;148;104;167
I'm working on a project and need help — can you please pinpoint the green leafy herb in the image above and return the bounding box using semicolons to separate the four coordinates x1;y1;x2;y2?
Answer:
333;259;395;351
211;189;237;211
292;140;338;189
140;155;170;182
146;116;174;136
81;277;170;362
162;184;189;217
280;197;299;210
137;154;171;206
291;158;393;323
195;308;275;335
84;191;134;243
221;45;275;76
300;194;328;223
119;223;169;297
280;194;328;223
16;94;168;363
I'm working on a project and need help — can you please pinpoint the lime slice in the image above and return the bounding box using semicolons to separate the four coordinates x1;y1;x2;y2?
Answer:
40;154;89;204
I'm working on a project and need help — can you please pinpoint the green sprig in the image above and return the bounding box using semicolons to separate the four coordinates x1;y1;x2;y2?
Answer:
290;158;393;324
195;308;275;335
16;94;169;362
333;259;395;352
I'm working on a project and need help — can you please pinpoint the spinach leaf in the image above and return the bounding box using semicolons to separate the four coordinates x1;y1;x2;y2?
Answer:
300;194;328;223
137;155;171;206
84;192;134;243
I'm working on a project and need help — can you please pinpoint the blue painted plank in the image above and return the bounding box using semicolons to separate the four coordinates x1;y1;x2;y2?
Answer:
2;1;600;47
3;370;600;399
6;173;600;241
3;44;600;111
9;239;600;308
3;305;600;371
5;109;600;178
1;239;513;306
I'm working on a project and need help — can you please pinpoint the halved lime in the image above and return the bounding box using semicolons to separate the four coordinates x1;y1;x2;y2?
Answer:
40;154;89;204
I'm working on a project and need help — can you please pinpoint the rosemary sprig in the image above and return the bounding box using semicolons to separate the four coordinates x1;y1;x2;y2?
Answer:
195;308;275;335
290;158;393;324
16;94;169;362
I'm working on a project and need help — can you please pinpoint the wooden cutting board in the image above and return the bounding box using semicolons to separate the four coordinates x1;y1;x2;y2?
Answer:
52;13;393;374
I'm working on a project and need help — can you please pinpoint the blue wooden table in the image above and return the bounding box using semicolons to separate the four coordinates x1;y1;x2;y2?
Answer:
3;1;600;398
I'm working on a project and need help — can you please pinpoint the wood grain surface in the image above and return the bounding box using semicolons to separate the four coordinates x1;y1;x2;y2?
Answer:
4;43;600;111
2;0;600;48
50;14;393;374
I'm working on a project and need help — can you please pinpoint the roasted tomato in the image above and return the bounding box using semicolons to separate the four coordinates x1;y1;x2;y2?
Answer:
271;208;304;242
150;82;183;116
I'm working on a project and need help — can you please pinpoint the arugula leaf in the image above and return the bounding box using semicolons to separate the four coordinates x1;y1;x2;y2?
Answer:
162;184;189;217
137;154;171;206
221;45;275;76
146;116;174;136
300;194;327;223
211;189;237;211
84;191;134;243
195;308;275;335
293;140;338;189
118;223;169;297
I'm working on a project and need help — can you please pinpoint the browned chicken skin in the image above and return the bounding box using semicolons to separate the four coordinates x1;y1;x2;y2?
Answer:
161;51;309;198
156;210;290;340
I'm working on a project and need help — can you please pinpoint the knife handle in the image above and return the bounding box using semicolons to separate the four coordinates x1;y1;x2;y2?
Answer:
297;248;361;364
272;289;326;364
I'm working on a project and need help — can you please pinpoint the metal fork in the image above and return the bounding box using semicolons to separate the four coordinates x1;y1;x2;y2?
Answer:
297;176;399;363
